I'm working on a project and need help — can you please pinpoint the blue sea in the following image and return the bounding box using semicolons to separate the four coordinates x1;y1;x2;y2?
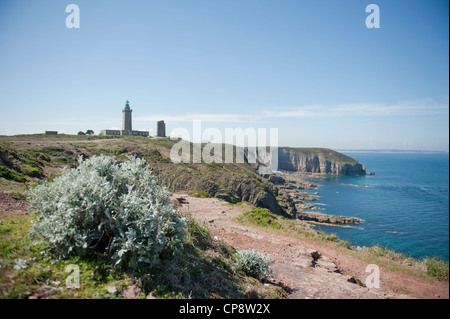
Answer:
301;152;449;261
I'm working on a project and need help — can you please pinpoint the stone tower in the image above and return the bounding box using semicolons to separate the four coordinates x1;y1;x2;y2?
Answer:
157;120;166;137
122;100;132;131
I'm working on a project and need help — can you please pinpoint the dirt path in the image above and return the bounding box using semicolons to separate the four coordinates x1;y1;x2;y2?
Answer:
175;194;449;299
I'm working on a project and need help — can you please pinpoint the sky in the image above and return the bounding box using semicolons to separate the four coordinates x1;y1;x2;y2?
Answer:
0;0;448;151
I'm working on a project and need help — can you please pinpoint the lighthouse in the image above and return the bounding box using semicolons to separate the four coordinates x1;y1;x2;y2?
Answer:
100;100;149;137
122;100;132;131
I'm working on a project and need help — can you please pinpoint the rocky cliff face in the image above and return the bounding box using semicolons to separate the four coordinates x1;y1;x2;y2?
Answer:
277;147;366;176
155;166;293;218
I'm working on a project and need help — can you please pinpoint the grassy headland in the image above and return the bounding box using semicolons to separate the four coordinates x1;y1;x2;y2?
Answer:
0;134;447;299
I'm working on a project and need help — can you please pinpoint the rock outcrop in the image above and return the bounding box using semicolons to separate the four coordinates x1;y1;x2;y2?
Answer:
277;147;366;176
296;211;363;225
266;170;363;226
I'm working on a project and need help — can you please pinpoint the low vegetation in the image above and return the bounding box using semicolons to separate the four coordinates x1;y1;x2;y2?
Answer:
189;190;211;198
0;209;286;299
424;257;449;282
0;153;286;299
235;249;272;280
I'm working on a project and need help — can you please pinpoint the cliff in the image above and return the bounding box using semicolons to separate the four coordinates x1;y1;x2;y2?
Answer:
0;137;362;220
277;147;366;176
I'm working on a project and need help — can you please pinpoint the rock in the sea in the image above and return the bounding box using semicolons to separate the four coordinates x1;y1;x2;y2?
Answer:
297;211;362;225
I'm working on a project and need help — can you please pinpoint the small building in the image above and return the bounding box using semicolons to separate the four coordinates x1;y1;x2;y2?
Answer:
100;100;149;137
45;131;58;135
156;120;166;137
100;129;121;136
121;130;149;137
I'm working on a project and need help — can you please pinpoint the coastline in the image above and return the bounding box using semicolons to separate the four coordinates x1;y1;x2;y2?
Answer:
272;171;363;227
175;193;449;299
271;158;449;263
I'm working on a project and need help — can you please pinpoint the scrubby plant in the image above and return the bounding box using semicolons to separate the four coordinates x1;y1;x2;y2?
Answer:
235;249;272;280
236;208;283;230
21;164;44;178
191;190;211;198
0;166;28;183
27;155;187;272
424;257;449;282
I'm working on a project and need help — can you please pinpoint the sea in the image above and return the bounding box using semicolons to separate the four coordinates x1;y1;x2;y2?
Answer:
300;151;449;261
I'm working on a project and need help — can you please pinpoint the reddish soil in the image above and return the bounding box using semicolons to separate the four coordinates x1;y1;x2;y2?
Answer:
175;194;449;299
0;191;29;213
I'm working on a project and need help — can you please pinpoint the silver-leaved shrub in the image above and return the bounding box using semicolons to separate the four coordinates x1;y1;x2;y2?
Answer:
27;155;186;271
235;249;272;280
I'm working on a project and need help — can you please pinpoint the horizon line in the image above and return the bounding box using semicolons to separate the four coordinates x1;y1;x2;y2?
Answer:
336;149;449;154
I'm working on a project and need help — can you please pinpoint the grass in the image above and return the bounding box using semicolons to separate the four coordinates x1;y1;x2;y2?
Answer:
0;211;148;298
189;190;211;198
0;178;28;193
69;142;98;148
21;165;44;179
97;145;127;155
0;210;287;299
147;137;178;149
4;134;117;142
38;146;72;156
0;166;28;183
423;257;449;282
0;145;47;182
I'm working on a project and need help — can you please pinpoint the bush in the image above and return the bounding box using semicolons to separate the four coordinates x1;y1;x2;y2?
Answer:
27;155;187;272
235;249;272;280
424;257;449;282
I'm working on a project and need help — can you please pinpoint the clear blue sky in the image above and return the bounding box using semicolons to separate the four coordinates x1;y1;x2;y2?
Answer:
0;0;448;151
